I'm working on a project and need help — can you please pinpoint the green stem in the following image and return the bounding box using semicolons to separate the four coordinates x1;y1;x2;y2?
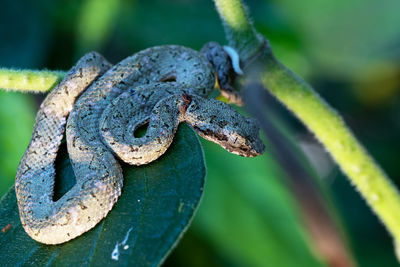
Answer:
212;0;263;62
213;0;400;252
0;69;65;93
261;53;400;242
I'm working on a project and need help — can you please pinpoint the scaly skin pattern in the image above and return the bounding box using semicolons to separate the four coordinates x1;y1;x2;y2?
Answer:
15;45;265;245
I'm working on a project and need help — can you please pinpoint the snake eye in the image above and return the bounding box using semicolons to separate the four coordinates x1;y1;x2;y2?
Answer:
195;73;203;81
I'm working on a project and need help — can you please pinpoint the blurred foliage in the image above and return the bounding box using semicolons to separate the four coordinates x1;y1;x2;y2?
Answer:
0;0;399;266
0;91;35;195
192;140;324;267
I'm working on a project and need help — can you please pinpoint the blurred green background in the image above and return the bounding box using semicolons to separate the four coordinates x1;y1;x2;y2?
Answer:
1;0;399;266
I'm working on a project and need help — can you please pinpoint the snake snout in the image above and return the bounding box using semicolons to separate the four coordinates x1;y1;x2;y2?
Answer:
222;128;265;157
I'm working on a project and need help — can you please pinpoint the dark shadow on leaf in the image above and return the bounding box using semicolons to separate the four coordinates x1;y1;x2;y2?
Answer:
53;138;76;201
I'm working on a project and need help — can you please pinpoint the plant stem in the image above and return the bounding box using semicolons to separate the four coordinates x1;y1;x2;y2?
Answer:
260;52;400;243
213;0;400;254
0;69;65;93
212;0;263;62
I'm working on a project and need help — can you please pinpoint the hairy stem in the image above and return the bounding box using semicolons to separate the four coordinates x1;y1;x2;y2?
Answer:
259;53;400;241
212;0;263;62
0;69;65;93
213;0;400;255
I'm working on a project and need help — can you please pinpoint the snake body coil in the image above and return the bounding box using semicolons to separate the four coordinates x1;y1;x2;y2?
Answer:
15;45;265;244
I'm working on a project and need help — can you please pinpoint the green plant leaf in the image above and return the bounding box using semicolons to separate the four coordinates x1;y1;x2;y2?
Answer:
0;124;205;266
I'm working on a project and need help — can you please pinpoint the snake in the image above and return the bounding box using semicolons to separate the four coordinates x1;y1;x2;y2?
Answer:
15;44;265;245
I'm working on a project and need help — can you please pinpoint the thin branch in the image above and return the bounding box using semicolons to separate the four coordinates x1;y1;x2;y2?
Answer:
213;0;400;259
0;69;65;93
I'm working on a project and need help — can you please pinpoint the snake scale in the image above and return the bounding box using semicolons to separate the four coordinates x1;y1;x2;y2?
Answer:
15;44;265;244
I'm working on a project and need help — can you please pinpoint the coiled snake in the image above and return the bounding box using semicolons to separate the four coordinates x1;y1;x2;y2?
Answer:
15;44;265;244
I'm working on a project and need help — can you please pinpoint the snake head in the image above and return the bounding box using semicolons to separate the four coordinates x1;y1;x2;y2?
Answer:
183;96;265;157
194;117;265;157
221;117;265;157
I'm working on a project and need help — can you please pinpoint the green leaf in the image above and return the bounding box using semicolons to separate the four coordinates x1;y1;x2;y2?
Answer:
0;124;205;266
